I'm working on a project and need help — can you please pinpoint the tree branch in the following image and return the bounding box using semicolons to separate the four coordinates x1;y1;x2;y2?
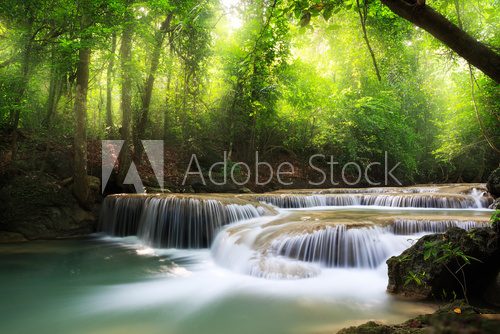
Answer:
381;0;500;83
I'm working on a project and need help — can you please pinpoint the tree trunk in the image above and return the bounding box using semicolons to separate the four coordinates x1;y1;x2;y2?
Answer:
163;49;173;140
43;50;64;127
106;32;116;129
73;45;91;206
118;16;134;184
134;13;173;160
10;37;33;161
380;0;500;83
44;56;57;126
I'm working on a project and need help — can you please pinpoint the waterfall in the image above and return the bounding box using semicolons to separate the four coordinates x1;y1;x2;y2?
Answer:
99;195;268;248
99;195;145;236
359;193;485;208
211;220;323;280
312;187;439;194
211;212;489;278
256;194;360;208
256;193;492;209
99;184;491;280
389;219;485;235
470;188;488;208
267;218;486;269
270;226;405;269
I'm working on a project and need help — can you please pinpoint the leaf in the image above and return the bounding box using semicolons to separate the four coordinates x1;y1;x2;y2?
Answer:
322;5;334;21
423;249;431;260
299;11;311;27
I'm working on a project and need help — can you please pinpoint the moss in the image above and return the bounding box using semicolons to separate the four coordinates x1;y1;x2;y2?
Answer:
387;227;499;301
339;301;499;334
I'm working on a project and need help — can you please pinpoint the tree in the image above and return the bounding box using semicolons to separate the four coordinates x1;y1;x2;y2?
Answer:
73;3;91;206
117;0;135;185
134;12;174;160
380;0;500;83
105;32;117;129
291;0;500;83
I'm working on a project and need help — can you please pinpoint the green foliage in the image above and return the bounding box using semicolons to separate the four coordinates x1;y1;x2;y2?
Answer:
0;0;498;183
490;210;500;225
404;270;427;287
423;238;481;303
423;240;479;265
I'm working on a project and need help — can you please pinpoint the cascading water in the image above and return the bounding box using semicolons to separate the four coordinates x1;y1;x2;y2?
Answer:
255;192;492;209
470;188;488;208
389;219;485;235
270;225;407;268
210;206;491;279
43;184;491;334
210;215;325;280
99;195;145;236
98;184;492;280
99;195;269;248
255;194;360;208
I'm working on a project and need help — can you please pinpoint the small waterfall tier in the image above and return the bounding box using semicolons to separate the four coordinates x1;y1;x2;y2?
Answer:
271;219;488;268
253;192;492;209
211;208;490;279
389;219;485;235
99;194;271;248
270;225;397;268
270;184;487;195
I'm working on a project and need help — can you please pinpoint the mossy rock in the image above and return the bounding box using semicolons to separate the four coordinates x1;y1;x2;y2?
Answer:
387;227;499;301
487;167;500;198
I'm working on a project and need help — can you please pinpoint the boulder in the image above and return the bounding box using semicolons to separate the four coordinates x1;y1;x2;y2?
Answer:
0;231;27;243
487;167;500;198
387;227;499;301
0;172;96;241
490;198;500;210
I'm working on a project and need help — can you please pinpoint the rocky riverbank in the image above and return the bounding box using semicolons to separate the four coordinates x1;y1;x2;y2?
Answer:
338;300;499;334
0;171;100;242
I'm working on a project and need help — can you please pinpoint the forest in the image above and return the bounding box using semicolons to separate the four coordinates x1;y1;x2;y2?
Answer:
0;0;499;198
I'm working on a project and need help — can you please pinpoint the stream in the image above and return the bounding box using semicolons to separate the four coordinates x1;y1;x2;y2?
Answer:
0;184;493;334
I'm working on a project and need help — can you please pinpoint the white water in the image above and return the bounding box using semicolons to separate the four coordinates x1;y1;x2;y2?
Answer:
390;219;484;234
210;210;424;277
86;186;493;332
256;192;492;209
100;195;268;248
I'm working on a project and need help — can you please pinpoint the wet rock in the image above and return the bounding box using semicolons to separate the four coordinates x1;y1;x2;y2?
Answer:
387;227;499;301
0;172;96;241
338;301;500;334
487;167;500;198
191;181;248;193
0;231;27;243
490;198;500;210
483;272;500;307
239;187;253;194
44;150;74;179
338;321;397;333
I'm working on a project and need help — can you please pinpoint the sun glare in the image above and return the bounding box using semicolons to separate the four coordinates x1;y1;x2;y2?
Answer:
221;0;243;30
